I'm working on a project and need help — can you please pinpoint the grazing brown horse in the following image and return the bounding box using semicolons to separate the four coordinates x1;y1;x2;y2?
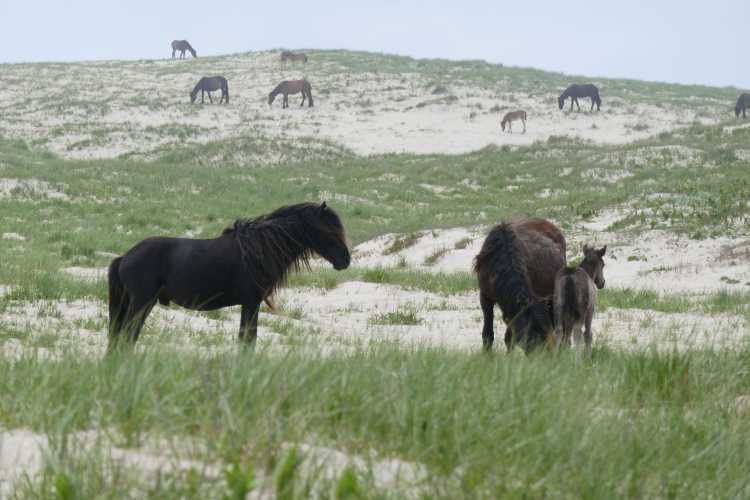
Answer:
107;202;350;352
268;80;313;108
735;93;750;119
280;51;308;63
474;219;567;353
190;76;229;104
553;245;606;357
559;84;601;112
501;110;527;133
171;40;197;59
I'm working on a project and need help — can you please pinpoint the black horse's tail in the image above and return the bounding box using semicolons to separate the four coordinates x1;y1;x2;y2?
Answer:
108;257;129;338
223;80;229;104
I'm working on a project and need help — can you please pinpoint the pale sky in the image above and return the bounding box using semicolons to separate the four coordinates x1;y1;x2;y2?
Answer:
1;0;747;89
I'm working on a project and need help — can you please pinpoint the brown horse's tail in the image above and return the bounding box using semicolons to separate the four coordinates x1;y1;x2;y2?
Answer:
306;81;314;107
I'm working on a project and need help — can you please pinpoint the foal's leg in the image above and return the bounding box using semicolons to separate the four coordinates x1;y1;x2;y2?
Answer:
239;302;261;350
479;293;495;351
584;306;594;357
572;322;584;362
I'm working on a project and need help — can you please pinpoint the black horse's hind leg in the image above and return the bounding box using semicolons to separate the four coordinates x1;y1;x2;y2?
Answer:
239;302;260;349
480;293;495;351
123;297;156;345
504;327;514;353
207;91;213;104
574;97;581;111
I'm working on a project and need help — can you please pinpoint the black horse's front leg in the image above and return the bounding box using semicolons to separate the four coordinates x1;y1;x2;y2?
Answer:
239;302;260;350
208;92;213;104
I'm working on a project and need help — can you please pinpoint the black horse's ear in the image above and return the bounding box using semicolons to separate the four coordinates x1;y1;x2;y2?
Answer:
598;245;607;257
320;201;328;212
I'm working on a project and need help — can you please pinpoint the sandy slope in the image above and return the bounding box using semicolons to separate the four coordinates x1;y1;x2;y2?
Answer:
0;52;721;161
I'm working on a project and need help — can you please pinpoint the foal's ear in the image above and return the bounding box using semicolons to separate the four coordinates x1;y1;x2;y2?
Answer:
597;245;607;257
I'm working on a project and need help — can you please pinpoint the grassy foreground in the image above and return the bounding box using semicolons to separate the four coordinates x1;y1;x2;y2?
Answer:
3;345;750;498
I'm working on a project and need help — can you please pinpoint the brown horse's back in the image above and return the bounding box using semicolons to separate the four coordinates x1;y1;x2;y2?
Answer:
510;219;566;299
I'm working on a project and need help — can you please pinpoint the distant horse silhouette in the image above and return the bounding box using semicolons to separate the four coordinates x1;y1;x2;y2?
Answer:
268;80;313;108
171;40;197;59
281;51;308;63
190;76;229;104
107;202;350;352
553;245;606;357
474;219;567;353
559;84;601;112
735;93;750;119
501;110;527;133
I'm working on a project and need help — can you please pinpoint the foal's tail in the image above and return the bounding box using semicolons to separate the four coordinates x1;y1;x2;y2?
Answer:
561;268;581;323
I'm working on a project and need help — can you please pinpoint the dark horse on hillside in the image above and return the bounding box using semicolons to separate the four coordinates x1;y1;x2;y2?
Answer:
474;219;567;353
268;80;314;108
190;76;229;104
280;51;308;63
559;84;601;112
171;40;197;59
735;93;750;119
107;202;350;352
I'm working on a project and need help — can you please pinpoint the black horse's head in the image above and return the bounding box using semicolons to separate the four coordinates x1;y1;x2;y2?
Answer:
268;93;276;106
190;89;198;104
309;202;350;270
581;244;607;289
736;106;742;118
558;94;565;110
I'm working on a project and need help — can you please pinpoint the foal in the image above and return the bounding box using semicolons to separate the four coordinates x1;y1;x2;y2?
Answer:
553;245;606;357
500;110;527;134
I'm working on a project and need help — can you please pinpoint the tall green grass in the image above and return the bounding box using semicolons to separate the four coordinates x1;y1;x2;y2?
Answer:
3;345;750;498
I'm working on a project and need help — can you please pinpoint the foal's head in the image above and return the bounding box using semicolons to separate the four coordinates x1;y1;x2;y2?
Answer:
308;202;351;270
581;245;607;289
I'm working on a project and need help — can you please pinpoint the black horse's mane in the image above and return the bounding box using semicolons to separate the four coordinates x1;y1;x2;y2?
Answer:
224;202;344;300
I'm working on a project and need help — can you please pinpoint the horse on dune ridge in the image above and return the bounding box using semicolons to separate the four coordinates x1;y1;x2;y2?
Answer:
559;84;601;112
474;219;567;353
281;51;308;63
107;202;350;352
735;93;750;119
190;76;229;104
268;80;314;108
171;40;197;59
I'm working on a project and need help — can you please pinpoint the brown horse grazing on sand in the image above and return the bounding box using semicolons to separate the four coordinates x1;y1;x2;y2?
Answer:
735;93;750;119
474;219;567;353
190;76;229;104
268;80;313;108
280;50;308;63
107;202;350;352
553;245;606;357
501;110;527;133
171;40;197;59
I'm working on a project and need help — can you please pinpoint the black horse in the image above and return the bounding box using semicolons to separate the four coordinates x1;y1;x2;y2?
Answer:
107;202;350;352
558;84;601;112
190;76;229;104
735;93;750;119
171;40;197;59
